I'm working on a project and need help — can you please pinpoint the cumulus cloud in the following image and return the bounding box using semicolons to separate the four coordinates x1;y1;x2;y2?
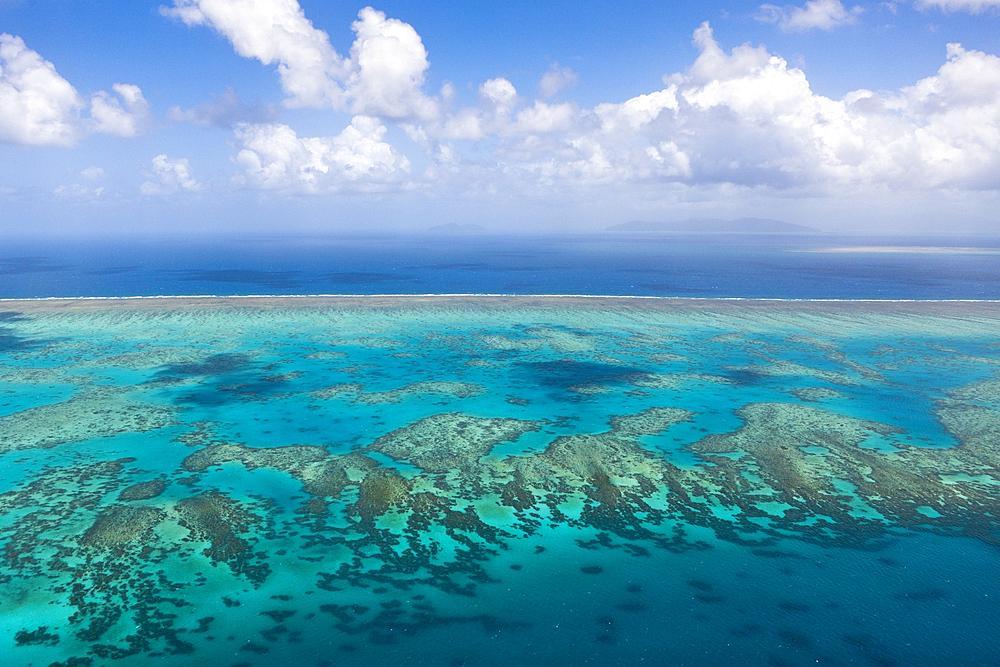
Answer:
162;1;438;119
425;77;579;141
660;27;1000;189
345;7;437;119
151;7;1000;200
140;154;203;195
539;63;579;98
916;0;1000;10
512;101;578;134
232;115;410;193
0;33;83;146
54;183;104;199
167;87;280;127
757;0;862;31
413;22;1000;195
90;83;151;137
162;0;348;108
1;33;151;146
80;166;106;180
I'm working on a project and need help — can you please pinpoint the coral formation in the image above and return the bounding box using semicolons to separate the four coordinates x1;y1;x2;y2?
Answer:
368;413;541;474
312;381;484;404
79;506;165;550
177;492;270;584
3;298;1000;664
117;479;167;501
0;386;175;453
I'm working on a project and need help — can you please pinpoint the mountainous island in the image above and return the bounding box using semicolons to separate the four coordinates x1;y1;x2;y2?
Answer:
606;218;821;233
425;223;487;233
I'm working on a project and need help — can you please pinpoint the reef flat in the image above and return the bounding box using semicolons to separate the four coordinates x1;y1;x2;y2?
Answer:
1;297;999;667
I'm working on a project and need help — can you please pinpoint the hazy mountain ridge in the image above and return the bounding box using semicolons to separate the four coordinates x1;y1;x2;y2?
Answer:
607;218;821;233
425;223;487;233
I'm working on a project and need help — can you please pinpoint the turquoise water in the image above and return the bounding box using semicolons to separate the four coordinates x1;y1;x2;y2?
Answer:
1;297;999;666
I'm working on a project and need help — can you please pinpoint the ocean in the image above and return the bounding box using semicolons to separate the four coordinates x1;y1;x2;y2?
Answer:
2;232;1000;299
1;234;999;667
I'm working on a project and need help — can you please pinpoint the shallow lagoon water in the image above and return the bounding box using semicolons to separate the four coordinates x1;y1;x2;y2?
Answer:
1;296;1000;666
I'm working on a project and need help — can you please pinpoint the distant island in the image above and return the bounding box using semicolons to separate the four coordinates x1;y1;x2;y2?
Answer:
606;218;821;233
425;223;486;233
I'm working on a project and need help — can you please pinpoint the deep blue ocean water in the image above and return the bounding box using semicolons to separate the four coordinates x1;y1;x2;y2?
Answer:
2;232;1000;299
2;234;1000;667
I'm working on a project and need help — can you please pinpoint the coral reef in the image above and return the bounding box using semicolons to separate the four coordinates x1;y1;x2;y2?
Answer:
785;387;844;402
79;506;165;550
312;381;484;404
117;479;167;501
177;492;270;584
0;386;175;453
4;299;1000;664
368;413;541;474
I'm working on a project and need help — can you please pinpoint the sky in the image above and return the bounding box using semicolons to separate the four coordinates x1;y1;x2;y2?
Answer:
3;0;1000;236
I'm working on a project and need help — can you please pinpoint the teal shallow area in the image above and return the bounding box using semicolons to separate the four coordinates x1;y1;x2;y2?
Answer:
1;297;1000;667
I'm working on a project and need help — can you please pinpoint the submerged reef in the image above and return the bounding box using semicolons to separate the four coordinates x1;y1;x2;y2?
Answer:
177;492;270;583
0;386;175;453
312;381;485;404
369;413;541;473
3;298;1000;664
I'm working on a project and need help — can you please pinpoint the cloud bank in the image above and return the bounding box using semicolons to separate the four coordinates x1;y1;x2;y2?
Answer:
233;19;1000;198
535;24;1000;191
6;1;1000;220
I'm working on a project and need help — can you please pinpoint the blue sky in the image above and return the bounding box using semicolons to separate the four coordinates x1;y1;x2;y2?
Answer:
2;0;1000;235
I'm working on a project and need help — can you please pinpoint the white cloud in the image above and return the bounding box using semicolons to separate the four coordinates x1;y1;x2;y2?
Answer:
757;0;862;31
479;77;518;119
140;154;203;195
1;33;151;146
0;33;83;146
513;101;578;134
89;83;151;137
233;115;410;193
539;63;578;98
162;2;439;119
917;0;1000;10
136;6;1000;203
594;89;679;134
430;77;519;141
345;7;437;120
162;0;348;108
413;22;1000;196
54;183;104;199
80;166;106;180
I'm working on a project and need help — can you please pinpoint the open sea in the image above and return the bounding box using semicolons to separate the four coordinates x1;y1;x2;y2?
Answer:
2;232;1000;299
1;233;1000;667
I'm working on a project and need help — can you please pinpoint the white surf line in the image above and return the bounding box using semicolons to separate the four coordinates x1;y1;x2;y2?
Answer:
2;294;1000;304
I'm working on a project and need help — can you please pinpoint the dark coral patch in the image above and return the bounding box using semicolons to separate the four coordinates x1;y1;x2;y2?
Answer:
118;479;167;501
355;472;410;521
79;506;164;550
14;626;59;646
161;353;253;378
177;492;270;585
525;359;648;392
